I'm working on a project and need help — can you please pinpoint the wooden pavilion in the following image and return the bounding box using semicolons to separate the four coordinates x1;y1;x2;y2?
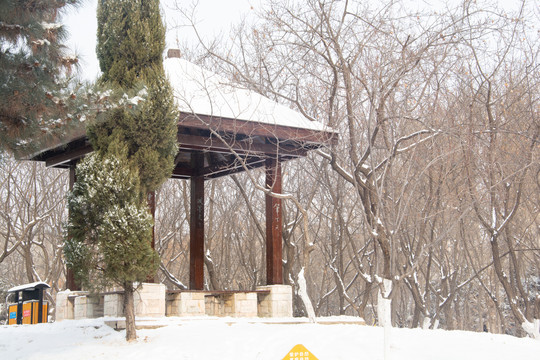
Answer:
24;51;337;292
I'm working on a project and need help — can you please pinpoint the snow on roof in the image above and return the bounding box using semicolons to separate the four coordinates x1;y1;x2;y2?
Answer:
8;281;50;293
164;57;335;133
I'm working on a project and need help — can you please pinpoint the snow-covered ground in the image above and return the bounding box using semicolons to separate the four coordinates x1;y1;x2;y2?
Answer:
1;317;538;360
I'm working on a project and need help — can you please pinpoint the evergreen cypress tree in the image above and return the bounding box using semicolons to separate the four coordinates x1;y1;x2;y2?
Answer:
65;139;158;341
65;0;178;341
0;0;81;153
91;0;178;195
96;0;165;88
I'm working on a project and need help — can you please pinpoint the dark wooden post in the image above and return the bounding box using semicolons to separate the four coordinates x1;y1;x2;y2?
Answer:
190;152;205;290
266;158;283;285
66;165;80;291
147;191;157;283
37;287;44;323
148;191;156;250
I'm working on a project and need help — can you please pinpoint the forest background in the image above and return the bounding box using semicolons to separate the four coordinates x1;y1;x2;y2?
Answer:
0;0;538;339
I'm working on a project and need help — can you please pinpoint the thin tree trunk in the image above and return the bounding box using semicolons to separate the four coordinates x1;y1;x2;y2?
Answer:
123;282;137;341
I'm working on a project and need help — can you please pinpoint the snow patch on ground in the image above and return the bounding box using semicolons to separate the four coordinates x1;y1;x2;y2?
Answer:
1;317;539;359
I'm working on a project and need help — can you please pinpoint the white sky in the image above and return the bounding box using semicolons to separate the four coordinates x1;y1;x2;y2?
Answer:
62;0;535;82
62;0;261;81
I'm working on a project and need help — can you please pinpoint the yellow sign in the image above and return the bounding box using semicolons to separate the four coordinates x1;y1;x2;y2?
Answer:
283;344;319;360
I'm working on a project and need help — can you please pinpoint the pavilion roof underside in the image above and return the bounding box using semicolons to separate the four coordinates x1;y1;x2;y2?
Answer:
27;111;336;180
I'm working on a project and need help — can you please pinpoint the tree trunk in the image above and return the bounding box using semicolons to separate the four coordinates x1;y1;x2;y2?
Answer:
204;251;219;291
123;282;137;341
377;278;393;327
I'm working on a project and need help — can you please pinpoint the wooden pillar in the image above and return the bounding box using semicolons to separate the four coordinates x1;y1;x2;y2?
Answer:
190;153;205;290
147;191;157;283
66;165;80;291
148;191;156;250
265;158;283;285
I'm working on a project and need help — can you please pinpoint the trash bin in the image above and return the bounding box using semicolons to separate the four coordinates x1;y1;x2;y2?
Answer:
7;282;50;325
8;303;18;325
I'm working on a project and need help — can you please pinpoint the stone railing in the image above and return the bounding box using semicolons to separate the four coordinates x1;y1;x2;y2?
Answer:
55;284;292;321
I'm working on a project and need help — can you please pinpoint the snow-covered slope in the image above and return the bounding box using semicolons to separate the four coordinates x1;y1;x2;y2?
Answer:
1;317;538;360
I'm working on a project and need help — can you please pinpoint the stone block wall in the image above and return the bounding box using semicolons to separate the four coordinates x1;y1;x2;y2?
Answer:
55;291;88;321
74;295;104;319
204;295;222;316
57;284;293;320
103;283;166;318
166;292;205;316
133;283;166;317
223;293;258;317
103;292;124;317
256;285;293;318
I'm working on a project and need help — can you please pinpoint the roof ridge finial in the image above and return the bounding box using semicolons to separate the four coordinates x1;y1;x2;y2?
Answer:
167;48;181;59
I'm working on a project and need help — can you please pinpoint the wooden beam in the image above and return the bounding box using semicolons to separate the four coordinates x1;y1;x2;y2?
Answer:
177;132;308;158
171;166;194;179
45;143;93;168
265;158;283;285
178;112;338;146
190;152;205;290
202;156;266;179
173;153;298;180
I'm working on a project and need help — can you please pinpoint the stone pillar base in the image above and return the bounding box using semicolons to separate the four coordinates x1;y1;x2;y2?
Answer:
55;290;88;321
74;295;104;319
134;283;166;317
256;285;293;318
166;292;205;316
224;293;258;317
103;292;124;317
104;283;166;318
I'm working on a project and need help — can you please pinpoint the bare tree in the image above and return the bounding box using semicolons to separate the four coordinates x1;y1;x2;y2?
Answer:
458;0;540;337
0;157;69;312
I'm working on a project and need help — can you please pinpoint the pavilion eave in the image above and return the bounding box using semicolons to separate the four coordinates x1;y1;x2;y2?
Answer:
22;111;337;182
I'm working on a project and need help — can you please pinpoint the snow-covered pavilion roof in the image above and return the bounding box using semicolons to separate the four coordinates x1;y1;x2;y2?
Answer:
164;57;335;134
23;55;337;180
